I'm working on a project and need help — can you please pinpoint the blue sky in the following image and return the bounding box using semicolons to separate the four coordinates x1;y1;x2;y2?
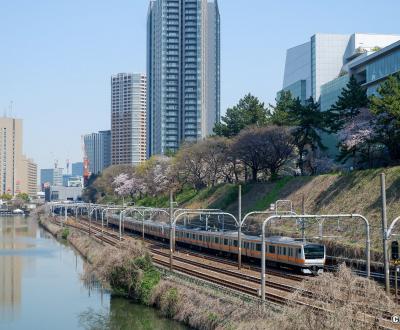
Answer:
0;0;399;170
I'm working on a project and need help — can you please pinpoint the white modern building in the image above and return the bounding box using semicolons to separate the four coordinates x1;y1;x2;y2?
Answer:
321;38;400;111
111;73;146;165
281;33;400;104
53;167;63;186
147;0;220;156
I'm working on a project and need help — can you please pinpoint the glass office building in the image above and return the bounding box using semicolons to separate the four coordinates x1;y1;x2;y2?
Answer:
83;130;111;175
320;75;350;111
71;162;83;177
40;169;54;186
147;0;220;156
278;80;307;103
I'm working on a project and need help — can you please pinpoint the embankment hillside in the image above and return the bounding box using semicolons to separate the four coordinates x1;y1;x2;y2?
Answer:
178;166;400;252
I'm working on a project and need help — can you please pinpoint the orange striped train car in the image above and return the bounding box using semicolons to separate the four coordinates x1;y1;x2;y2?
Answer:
116;217;326;275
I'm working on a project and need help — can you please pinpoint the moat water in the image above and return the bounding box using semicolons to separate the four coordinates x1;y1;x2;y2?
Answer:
0;216;188;330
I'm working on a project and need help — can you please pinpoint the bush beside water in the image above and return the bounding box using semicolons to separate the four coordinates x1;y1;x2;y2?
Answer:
85;238;399;330
61;228;70;239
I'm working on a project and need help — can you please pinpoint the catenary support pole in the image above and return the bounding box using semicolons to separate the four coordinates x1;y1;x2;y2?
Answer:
169;191;174;272
395;267;398;302
381;173;390;294
301;194;305;241
119;211;123;241
238;185;242;270
142;211;145;241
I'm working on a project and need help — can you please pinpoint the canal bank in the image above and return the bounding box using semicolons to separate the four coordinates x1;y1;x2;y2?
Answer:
0;215;188;330
37;212;280;330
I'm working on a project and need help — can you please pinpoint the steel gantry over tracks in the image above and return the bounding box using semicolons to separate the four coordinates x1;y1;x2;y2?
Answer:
260;213;371;305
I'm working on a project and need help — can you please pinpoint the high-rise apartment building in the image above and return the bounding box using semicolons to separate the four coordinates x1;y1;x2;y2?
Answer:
281;33;400;103
111;73;147;165
83;130;111;174
0;117;37;197
0;117;22;195
147;0;220;156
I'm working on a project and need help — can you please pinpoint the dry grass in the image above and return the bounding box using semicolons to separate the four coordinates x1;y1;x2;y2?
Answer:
84;240;160;304
149;278;270;330
38;216;63;237
240;264;399;330
44;216;400;330
68;231;102;263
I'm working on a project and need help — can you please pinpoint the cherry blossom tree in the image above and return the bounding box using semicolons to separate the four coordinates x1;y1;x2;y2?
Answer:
337;108;376;168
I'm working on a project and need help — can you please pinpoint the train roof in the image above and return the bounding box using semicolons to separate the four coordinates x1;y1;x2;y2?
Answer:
129;219;322;246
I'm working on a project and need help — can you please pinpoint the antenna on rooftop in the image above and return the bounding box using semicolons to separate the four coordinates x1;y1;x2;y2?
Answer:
8;101;13;118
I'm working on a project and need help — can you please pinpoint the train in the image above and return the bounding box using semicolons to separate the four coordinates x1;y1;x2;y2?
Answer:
108;216;326;275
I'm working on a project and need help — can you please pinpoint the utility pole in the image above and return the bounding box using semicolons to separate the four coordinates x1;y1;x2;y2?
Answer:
238;185;242;270
301;194;305;241
169;190;174;272
381;173;390;294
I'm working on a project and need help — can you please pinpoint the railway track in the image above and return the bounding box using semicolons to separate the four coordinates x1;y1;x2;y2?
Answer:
51;216;399;329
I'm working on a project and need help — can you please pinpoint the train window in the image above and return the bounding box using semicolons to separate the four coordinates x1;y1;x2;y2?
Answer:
256;244;261;251
288;248;292;257
250;243;255;250
192;233;196;239
244;242;249;249
186;233;190;239
199;235;203;241
283;247;286;255
233;240;238;247
298;248;302;256
224;238;228;245
215;237;219;244
268;245;275;254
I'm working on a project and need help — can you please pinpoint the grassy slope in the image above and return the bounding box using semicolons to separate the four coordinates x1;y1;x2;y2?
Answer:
180;166;400;254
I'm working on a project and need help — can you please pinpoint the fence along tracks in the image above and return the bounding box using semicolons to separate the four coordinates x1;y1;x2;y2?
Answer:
51;216;398;329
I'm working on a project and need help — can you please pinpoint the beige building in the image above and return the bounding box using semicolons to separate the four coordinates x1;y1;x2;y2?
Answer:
17;156;38;198
0;117;37;197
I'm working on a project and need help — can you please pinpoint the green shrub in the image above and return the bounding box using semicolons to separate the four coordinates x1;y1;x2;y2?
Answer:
61;228;70;239
139;266;160;305
160;288;179;318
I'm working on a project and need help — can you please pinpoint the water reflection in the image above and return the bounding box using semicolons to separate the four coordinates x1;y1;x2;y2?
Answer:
0;216;36;321
0;216;188;330
79;296;187;330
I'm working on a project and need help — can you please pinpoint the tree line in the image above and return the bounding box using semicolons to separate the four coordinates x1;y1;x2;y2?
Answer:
83;73;400;202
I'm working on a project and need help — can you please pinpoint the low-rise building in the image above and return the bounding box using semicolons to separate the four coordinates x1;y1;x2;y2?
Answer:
49;186;82;201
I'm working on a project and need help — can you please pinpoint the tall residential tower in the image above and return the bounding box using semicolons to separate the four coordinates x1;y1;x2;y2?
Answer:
147;0;220;156
111;73;147;165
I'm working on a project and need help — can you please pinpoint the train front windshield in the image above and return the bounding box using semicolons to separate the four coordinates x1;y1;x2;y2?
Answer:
304;244;325;259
